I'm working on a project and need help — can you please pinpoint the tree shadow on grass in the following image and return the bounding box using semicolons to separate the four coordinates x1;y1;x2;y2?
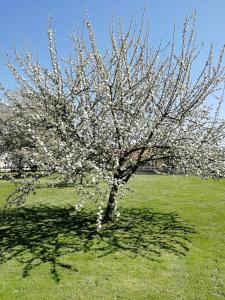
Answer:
0;205;196;282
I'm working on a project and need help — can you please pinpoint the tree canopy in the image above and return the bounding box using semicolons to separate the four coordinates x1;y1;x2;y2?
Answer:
1;14;225;226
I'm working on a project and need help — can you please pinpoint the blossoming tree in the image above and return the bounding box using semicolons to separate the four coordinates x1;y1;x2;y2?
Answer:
1;14;225;225
0;101;37;176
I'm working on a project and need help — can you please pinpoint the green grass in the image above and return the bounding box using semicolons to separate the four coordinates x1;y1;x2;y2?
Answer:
0;175;225;299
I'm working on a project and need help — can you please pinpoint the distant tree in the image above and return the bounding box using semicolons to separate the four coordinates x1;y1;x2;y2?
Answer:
0;101;36;176
1;14;225;226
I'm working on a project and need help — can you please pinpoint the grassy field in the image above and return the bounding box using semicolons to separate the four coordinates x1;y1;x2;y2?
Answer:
0;175;225;299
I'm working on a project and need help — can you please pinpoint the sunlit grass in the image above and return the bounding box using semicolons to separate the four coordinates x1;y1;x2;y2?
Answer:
0;175;224;299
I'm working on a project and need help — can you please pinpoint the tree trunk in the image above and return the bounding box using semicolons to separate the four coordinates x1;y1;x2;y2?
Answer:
103;183;118;222
17;157;23;178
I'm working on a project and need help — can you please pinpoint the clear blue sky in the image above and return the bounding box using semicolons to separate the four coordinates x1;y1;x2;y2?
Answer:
1;0;225;114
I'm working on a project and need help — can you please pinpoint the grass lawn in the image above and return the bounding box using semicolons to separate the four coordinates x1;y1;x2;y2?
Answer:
0;175;225;299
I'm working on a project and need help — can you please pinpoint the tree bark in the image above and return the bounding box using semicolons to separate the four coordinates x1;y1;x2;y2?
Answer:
103;183;118;222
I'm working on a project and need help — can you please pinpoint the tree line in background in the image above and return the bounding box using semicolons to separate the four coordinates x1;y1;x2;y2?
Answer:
0;13;225;226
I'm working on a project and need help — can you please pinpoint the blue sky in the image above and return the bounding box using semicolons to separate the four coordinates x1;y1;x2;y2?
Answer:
1;0;225;114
